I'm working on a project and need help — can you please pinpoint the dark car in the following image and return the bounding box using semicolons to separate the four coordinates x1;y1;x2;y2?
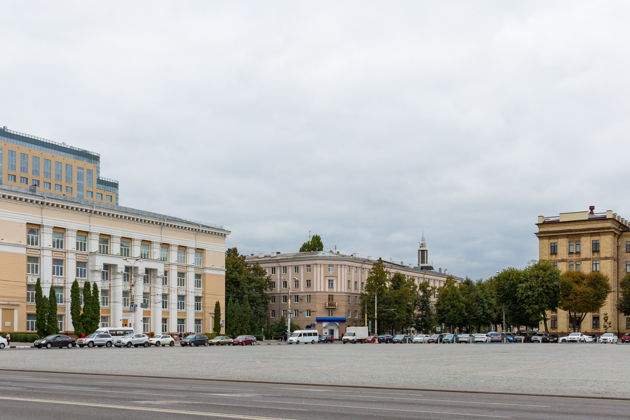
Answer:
34;334;76;349
621;333;630;343
427;334;443;343
377;334;393;343
531;333;558;343
392;334;409;343
318;335;334;343
180;334;208;347
233;335;255;346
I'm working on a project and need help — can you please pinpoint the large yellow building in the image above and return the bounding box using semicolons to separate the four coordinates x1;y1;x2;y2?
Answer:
0;127;229;335
536;206;630;335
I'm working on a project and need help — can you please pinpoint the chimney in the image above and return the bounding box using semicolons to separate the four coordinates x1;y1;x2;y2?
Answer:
589;205;595;215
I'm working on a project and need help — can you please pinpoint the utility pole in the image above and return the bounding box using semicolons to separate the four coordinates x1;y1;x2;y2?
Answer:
374;292;378;335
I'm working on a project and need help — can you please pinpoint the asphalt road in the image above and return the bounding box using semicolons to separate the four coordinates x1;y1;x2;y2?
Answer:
0;370;628;420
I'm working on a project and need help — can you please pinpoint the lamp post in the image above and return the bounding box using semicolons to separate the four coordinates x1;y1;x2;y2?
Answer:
124;257;141;331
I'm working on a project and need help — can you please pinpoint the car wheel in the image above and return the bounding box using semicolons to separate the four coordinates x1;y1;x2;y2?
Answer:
155;341;161;347
68;342;75;348
87;342;95;348
46;343;52;349
126;342;132;348
106;342;112;348
144;342;149;347
0;343;5;349
169;341;175;347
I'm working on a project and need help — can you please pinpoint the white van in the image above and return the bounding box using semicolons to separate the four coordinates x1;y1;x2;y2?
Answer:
95;327;135;339
287;330;318;344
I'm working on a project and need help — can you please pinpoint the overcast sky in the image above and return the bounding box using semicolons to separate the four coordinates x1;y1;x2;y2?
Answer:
2;2;629;279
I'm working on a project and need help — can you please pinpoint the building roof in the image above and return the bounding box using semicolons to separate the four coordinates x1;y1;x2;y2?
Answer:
0;184;229;237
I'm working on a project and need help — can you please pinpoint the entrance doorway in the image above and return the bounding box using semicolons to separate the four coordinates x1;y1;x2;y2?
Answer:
1;309;15;332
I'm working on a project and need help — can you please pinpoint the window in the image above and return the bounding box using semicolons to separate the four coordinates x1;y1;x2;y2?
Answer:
99;237;110;254
294;279;299;289
55;184;62;191
551;315;558;329
569;241;575;254
54;161;62;181
162;318;168;332
282;280;288;289
177;319;185;333
347;280;351;289
195;296;202;312
195;251;202;266
8;150;16;171
282;295;288;303
271;282;276;289
65;186;72;194
96;192;103;200
7;174;16;182
306;265;311;273
20;153;28;173
162;294;168;309
54;287;64;304
27;285;36;304
76;234;87;252
627;241;630;253
270;310;276;318
76;167;84;199
52;231;64;249
293;309;299;318
141;243;150;259
57;315;64;331
328;279;334;289
306;295;312;303
354;281;358;290
86;169;93;188
43;159;51;178
552;262;558;269
142;293;149;308
143;271;150;284
106;195;112;202
160;245;168;261
100;316;110;328
592;315;600;329
86;191;93;198
65;164;73;183
270;296;276;303
282;266;287;274
27;256;39;275
306;279;312;288
575;241;581;253
143;317;150;333
123;266;131;282
293;266;299;273
101;264;110;281
195;319;202;333
177;295;185;310
44;181;51;189
31;179;39;187
177;248;186;264
294;294;300;303
568;261;574;272
327;309;334;316
122;291;130;308
26;314;36;331
195;274;202;289
162;271;168;286
626;317;630;330
626;262;630;273
177;272;185;287
592;260;600;272
101;290;109;307
20;176;28;185
120;240;130;257
52;259;64;277
271;267;276;274
575;261;581;272
76;262;87;278
328;264;334;273
592;240;600;253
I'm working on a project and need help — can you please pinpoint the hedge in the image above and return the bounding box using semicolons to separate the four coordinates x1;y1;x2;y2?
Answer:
1;333;39;342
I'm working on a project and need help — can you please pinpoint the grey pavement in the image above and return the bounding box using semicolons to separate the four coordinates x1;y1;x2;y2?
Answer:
1;343;630;398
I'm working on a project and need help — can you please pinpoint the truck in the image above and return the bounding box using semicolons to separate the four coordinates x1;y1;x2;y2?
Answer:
342;326;369;343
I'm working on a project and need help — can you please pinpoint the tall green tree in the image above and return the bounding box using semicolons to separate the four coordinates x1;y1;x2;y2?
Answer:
491;268;538;330
617;274;630;316
559;271;611;331
414;282;435;333
91;283;101;332
519;261;560;332
360;259;389;334
460;279;495;333
435;277;466;332
299;234;324;252
213;301;222;333
48;288;59;334
70;280;83;336
35;279;49;337
81;281;93;334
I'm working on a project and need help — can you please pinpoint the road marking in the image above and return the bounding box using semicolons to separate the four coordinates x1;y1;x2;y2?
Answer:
324;393;549;408
0;396;293;420
249;399;511;418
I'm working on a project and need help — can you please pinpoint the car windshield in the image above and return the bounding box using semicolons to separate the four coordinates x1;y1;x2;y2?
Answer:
290;332;300;337
185;334;196;339
86;333;96;338
569;333;580;336
603;333;613;337
44;335;57;340
474;334;485;337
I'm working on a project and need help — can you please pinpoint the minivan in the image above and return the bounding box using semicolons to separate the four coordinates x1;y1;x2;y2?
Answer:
287;330;318;344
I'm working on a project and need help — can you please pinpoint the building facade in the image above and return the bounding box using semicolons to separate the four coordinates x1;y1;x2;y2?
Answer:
246;250;454;339
536;207;630;335
0;128;229;335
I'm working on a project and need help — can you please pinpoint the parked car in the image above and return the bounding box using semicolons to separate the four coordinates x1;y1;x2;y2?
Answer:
487;332;503;342
377;334;394;343
412;334;430;343
115;333;150;348
34;334;76;349
392;334;409;343
442;333;457;343
233;335;255;346
318;335;334;343
531;333;557;343
365;335;378;343
621;333;630;343
457;334;473;343
77;333;113;348
0;336;7;349
149;334;175;347
209;335;233;346
473;334;490;343
598;333;618;344
180;334;208;347
559;332;589;343
427;334;442;343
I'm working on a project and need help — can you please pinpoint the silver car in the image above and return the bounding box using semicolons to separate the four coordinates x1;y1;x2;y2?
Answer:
149;334;175;347
77;333;113;348
115;333;150;348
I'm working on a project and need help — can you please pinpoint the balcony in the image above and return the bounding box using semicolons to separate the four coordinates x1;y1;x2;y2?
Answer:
325;301;337;309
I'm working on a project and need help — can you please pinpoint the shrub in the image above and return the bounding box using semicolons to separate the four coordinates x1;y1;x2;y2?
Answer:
205;332;218;339
1;333;39;342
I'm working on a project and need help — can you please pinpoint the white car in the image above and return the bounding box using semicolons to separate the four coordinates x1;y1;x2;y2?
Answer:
0;336;7;349
559;332;590;343
598;333;618;344
149;334;175;347
115;333;150;348
473;334;490;343
412;334;429;343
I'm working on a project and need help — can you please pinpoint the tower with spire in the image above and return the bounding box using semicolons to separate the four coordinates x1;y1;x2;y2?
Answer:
418;234;433;271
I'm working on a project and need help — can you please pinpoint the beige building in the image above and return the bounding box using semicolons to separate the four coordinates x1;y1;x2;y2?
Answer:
246;247;454;339
0;128;229;335
536;206;630;335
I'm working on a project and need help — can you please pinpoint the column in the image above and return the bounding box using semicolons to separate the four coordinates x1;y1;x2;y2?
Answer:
88;232;99;253
132;239;141;258
111;235;121;256
65;229;77;331
111;268;123;328
41;225;53;295
169;268;177;333
152;269;162;335
186;265;195;333
133;268;143;333
151;241;160;260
